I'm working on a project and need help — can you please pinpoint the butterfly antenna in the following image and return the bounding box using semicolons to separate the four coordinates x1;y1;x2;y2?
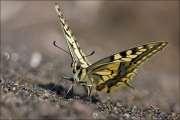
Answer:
79;51;95;61
53;41;71;56
86;51;95;57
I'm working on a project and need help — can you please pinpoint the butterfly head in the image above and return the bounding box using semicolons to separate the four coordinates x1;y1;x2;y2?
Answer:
71;61;88;74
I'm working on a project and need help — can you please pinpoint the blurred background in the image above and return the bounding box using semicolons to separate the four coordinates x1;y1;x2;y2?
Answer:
1;1;179;112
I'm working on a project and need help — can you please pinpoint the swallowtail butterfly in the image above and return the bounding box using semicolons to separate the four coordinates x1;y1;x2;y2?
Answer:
54;3;168;97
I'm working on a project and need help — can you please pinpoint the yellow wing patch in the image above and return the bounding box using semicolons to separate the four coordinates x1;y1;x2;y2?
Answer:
95;70;112;75
126;50;132;55
114;54;122;60
121;58;132;61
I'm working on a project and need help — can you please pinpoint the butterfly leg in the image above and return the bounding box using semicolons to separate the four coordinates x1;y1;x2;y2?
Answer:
84;84;93;97
61;76;74;97
60;76;75;98
79;81;93;98
85;85;93;102
51;76;74;96
51;76;74;90
61;76;74;82
63;80;76;99
70;81;74;98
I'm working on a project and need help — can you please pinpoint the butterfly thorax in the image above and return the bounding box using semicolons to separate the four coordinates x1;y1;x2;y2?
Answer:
71;61;87;82
71;61;94;96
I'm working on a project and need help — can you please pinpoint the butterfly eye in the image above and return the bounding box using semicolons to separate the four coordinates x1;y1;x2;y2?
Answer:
76;63;81;69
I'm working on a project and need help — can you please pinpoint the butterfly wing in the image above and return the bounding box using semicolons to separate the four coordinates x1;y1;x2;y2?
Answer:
87;42;168;93
55;3;91;67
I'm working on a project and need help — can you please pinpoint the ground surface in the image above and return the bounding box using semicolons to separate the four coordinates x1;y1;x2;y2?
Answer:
1;62;179;119
1;1;179;119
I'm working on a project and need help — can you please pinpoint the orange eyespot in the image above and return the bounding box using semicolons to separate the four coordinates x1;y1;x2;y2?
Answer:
96;84;106;91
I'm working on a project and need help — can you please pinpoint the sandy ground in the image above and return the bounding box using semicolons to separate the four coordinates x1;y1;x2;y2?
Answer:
1;1;179;119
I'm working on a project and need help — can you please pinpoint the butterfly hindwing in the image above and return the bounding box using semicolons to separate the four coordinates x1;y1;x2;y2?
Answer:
87;42;168;93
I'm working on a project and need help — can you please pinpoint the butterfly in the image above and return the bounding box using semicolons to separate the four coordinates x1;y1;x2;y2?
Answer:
54;3;168;97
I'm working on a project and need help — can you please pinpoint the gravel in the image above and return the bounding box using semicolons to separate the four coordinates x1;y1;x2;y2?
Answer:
1;65;179;119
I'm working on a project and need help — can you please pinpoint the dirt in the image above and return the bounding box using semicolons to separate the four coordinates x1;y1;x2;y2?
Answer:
1;61;179;119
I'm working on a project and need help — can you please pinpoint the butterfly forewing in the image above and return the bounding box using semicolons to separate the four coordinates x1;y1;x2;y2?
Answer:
55;3;91;67
55;3;168;97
